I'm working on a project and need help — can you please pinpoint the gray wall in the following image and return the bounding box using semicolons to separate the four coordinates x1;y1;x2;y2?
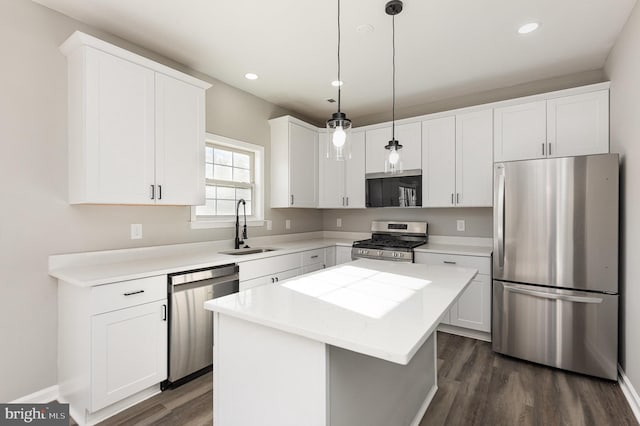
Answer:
322;208;492;238
0;0;321;402
605;1;640;396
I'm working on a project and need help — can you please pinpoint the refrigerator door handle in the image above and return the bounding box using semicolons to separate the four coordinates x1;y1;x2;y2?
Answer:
503;283;603;304
497;172;505;269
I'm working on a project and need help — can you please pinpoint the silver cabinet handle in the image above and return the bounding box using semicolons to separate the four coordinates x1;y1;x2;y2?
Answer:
443;260;457;265
451;193;454;205
503;283;603;304
275;277;279;283
271;277;275;283
342;197;345;206
346;197;349;206
124;290;144;296
542;143;545;156
310;255;319;259
158;185;162;200
291;195;294;206
161;304;167;321
456;193;460;204
548;143;552;156
150;185;155;200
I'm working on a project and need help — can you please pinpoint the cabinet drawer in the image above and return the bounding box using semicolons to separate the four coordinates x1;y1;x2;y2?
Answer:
302;248;324;266
414;252;490;275
302;263;325;275
239;253;302;281
91;275;166;315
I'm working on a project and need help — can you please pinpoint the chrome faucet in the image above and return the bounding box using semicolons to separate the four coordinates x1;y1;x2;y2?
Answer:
235;199;248;249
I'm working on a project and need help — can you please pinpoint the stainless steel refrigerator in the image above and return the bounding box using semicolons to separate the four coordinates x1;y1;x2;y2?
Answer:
492;153;619;380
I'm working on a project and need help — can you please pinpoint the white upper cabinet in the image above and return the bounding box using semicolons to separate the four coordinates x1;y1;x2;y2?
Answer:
319;131;365;208
494;89;609;162
60;31;210;205
494;101;547;162
547;90;609;158
422;117;456;207
270;116;318;208
365;122;421;174
455;109;493;207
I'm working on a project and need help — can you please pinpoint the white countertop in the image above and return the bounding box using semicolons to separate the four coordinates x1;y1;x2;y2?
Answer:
205;259;477;365
49;237;355;287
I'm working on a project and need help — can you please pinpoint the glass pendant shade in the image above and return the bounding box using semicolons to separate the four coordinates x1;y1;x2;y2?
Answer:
326;112;352;160
384;139;403;173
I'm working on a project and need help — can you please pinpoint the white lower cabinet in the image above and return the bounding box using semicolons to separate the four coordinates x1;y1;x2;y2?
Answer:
335;246;353;265
414;252;492;334
241;267;302;290
58;275;168;424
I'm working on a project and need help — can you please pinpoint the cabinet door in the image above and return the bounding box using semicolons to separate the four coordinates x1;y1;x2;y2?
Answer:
335;246;352;265
325;246;336;268
455;109;493;207
318;132;346;208
344;131;366;208
91;300;167;411
240;275;273;291
275;267;302;284
547;90;609;158
289;123;318;207
449;274;491;332
494;101;546;162
83;48;155;204
422;117;456;207
365;124;421;174
155;74;206;205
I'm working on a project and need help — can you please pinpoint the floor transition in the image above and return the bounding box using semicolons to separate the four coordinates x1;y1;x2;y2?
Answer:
69;332;637;426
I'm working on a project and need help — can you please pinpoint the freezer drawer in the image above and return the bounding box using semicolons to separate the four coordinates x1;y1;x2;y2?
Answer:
492;280;618;380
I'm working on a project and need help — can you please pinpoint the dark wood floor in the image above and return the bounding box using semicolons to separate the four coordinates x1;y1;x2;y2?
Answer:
83;332;637;425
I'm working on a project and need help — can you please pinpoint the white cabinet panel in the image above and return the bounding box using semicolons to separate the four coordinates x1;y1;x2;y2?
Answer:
241;267;302;290
494;101;547;162
319;132;346;208
365;123;421;174
325;246;336;268
239;252;302;282
336;246;352;265
91;299;167;411
449;275;491;332
547;90;609;158
155;74;205;205
455;109;493;207
344;131;366;208
422;117;456;207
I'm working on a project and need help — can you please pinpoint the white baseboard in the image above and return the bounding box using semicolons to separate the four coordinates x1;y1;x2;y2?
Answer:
618;364;640;424
410;384;438;426
437;324;492;342
10;385;59;404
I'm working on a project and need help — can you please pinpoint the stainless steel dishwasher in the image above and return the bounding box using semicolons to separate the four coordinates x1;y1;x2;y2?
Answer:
164;263;239;389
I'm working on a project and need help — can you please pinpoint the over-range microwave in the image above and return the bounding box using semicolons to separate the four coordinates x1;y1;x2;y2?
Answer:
365;170;422;207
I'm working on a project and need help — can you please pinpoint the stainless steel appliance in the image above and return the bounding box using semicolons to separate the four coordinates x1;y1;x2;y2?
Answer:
351;220;428;262
366;170;422;207
164;263;239;388
492;154;619;380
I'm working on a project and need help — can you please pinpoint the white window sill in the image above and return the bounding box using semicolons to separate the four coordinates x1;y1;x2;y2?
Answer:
190;219;265;230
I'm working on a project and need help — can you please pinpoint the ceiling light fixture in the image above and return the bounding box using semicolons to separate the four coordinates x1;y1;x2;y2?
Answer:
245;73;259;80
518;22;539;34
326;0;352;161
331;80;344;87
384;0;403;174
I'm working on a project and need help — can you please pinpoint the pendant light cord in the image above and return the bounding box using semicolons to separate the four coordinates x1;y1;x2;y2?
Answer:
337;0;342;114
391;13;396;141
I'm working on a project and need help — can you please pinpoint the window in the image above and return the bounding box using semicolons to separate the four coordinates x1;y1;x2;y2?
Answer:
191;134;264;228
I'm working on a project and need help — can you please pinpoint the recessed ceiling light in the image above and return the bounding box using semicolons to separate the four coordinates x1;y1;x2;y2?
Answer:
331;80;343;87
518;22;540;34
245;73;259;80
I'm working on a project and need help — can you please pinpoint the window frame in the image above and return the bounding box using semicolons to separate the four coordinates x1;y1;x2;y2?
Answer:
190;133;264;229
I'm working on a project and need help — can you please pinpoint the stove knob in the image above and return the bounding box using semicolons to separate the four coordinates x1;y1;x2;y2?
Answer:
377;251;383;256
393;252;399;258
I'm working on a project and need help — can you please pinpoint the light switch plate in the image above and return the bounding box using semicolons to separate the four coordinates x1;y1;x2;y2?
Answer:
337;218;342;228
285;219;291;230
130;224;143;239
266;220;272;231
456;220;465;232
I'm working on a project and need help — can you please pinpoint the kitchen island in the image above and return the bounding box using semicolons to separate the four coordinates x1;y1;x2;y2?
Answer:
204;259;477;426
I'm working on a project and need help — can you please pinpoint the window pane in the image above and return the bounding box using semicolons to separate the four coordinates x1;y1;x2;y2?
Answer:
217;200;236;215
234;168;251;183
236;188;252;201
217;186;235;200
206;163;214;180
205;185;216;199
234;152;251;169
195;200;216;216
245;201;252;216
214;165;233;181
206;146;214;163
214;148;233;166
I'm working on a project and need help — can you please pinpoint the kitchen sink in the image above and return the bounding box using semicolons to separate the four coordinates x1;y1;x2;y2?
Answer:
219;248;278;256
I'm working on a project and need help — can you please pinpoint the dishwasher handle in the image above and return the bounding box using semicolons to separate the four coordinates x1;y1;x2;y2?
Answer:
169;264;239;286
171;272;239;293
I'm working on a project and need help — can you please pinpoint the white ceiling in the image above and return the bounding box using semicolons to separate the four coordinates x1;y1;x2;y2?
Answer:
34;0;637;123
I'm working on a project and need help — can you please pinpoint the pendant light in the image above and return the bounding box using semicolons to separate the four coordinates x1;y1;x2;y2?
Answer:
326;0;352;161
384;0;403;174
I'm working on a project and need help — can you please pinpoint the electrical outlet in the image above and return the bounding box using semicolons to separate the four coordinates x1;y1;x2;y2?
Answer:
266;220;272;231
336;218;342;228
456;220;465;232
285;219;291;230
130;224;143;239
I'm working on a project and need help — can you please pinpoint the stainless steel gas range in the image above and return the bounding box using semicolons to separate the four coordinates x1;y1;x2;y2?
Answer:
351;221;428;263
